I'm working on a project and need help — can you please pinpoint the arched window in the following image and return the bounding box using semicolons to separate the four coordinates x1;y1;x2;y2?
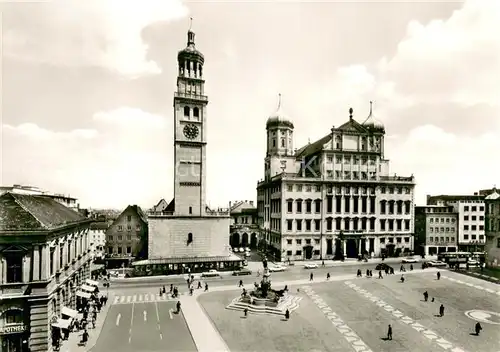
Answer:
187;233;193;244
193;107;199;118
281;138;285;147
184;106;190;117
189;206;192;214
272;139;276;147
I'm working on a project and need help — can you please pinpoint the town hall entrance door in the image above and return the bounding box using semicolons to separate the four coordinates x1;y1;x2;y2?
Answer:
304;246;313;260
346;239;357;258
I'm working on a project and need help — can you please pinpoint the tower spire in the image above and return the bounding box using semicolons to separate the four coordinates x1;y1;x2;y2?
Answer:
369;101;373;115
187;18;195;46
277;93;282;110
189;17;193;31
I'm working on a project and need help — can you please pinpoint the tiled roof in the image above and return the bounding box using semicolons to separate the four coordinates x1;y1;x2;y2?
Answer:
295;134;331;158
336;118;368;133
0;192;88;231
427;194;484;203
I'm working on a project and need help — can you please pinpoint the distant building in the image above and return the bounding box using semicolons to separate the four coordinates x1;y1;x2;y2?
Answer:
133;27;242;276
105;205;148;269
257;101;415;262
0;184;79;210
229;201;259;249
89;221;109;260
0;192;92;352
484;188;500;267
427;195;486;252
151;199;168;213
414;205;458;256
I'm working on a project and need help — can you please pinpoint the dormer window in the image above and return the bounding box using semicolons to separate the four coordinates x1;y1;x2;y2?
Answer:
184;106;190;117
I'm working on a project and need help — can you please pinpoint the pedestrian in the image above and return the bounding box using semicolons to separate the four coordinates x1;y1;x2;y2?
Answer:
385;268;389;275
370;270;373;277
170;284;173;293
244;308;248;317
326;273;330;280
190;287;194;295
159;288;163;297
310;272;313;281
176;301;181;314
475;322;482;336
387;324;392;340
400;275;405;283
437;272;441;280
163;285;166;294
285;309;290;320
379;270;383;279
322;260;325;267
423;291;428;302
439;304;445;317
284;285;288;292
197;281;202;289
432;297;435;302
366;269;370;277
205;283;209;292
410;264;413;271
239;279;243;287
400;265;405;272
186;278;190;287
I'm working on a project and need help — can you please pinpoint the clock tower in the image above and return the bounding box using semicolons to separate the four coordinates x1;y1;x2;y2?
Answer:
173;26;208;217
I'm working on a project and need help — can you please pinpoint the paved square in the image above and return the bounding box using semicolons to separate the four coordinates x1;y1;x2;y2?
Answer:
200;271;500;352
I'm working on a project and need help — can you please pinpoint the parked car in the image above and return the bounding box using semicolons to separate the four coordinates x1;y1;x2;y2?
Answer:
268;265;286;272
239;247;245;253
375;263;393;271
402;257;419;264
467;259;480;266
304;263;319;269
427;260;447;267
244;252;251;257
245;247;250;252
232;268;252;276
201;269;220;277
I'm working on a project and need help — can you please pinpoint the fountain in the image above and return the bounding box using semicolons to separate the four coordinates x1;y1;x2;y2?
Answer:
225;256;302;316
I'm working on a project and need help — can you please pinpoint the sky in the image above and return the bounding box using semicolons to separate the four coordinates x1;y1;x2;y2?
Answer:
1;0;499;210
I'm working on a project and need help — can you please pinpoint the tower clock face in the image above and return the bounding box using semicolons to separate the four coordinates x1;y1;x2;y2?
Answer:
183;124;199;139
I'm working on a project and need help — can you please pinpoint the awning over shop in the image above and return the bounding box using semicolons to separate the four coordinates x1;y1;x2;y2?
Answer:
52;318;71;330
86;279;99;287
81;284;96;293
61;307;78;318
76;291;91;299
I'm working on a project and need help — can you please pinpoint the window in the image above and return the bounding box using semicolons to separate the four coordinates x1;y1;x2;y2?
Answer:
193;107;199;118
287;200;293;213
287;220;293;231
306;185;311;192
305;239;311;245
67;242;71;263
315;200;321;213
118;225;123;232
497;238;500;248
464;234;469;240
464;206;469;211
297;185;303;192
287;239;292;245
296;220;302;231
117;247;122;254
127;225;132;231
288;185;293;192
287;250;293;256
273;139;276;147
127;235;132;241
295;250;302;256
464;225;469;231
305;220;311;231
126;246;132;254
296;239;302;245
189;206;193;215
187;233;193;244
50;248;55;276
314;219;320;231
306;200;312;213
127;215;132;222
471;206;477;212
6;254;23;283
296;201;302;213
118;236;123;241
479;206;484;211
184;106;190;117
281;139;285;147
326;218;332;231
4;310;23;324
315;185;321;192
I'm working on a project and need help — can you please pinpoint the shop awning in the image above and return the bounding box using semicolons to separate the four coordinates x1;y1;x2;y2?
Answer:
86;278;99;287
76;291;91;299
61;307;78;318
81;284;96;293
52;318;71;330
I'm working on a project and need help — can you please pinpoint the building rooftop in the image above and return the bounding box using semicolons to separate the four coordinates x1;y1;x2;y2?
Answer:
89;221;109;230
0;192;88;232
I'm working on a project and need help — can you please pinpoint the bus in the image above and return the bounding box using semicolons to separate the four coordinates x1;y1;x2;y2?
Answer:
437;252;470;265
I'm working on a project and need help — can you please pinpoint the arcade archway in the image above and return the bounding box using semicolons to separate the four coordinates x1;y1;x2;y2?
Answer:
242;233;249;247
250;233;257;249
231;233;240;248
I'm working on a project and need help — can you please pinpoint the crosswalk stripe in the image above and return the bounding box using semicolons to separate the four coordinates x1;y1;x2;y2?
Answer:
120;296;126;303
111;292;184;304
133;295;137;302
114;296;119;304
127;296;131;303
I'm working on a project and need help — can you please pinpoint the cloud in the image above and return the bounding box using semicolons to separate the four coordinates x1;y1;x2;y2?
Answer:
1;0;189;77
2;107;172;208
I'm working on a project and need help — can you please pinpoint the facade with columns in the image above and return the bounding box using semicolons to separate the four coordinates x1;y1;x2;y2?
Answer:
0;192;92;352
257;100;416;262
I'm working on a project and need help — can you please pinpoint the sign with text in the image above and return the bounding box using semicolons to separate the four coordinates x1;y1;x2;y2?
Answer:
0;324;27;334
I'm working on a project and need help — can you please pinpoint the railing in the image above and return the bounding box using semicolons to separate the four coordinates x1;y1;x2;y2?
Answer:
148;211;174;216
206;208;230;216
258;172;415;185
174;92;208;101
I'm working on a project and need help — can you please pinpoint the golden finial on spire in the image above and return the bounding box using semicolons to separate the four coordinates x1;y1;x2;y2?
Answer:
278;93;282;109
189;17;193;31
369;101;373;115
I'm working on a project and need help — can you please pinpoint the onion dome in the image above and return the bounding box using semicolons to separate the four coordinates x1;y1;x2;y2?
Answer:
266;94;294;129
178;24;204;65
486;187;500;200
362;101;385;133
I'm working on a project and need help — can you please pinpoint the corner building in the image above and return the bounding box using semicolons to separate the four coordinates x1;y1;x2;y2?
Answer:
257;101;415;262
135;27;241;274
0;192;92;352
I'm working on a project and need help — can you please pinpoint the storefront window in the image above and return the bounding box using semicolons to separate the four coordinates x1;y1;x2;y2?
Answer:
6;255;23;283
